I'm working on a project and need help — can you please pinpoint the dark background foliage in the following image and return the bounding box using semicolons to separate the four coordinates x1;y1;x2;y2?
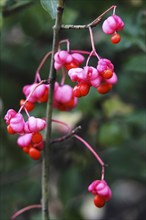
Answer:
0;0;146;219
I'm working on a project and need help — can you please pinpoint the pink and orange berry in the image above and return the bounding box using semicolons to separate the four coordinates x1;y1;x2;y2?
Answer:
102;14;124;44
88;179;112;208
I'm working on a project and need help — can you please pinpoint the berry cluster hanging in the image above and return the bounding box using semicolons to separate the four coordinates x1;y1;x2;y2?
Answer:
4;5;124;209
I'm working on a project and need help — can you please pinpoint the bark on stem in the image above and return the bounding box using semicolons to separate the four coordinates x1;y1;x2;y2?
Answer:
61;5;116;29
42;1;64;220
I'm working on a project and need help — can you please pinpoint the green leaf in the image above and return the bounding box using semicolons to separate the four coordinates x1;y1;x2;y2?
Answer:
40;0;57;19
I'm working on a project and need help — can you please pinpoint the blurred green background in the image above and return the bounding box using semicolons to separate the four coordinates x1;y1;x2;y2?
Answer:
0;0;146;219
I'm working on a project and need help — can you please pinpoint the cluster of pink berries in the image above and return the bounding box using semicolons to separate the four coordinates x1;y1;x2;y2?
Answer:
4;7;124;209
22;81;78;112
54;52;118;96
4;109;46;160
68;58;117;96
54;50;84;70
53;14;124;97
4;77;79;160
88;179;112;208
4;80;78;159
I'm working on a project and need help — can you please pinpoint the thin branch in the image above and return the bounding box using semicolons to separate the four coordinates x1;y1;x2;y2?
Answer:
52;119;71;132
61;24;91;30
74;134;105;180
42;1;64;220
11;204;41;220
88;26;96;52
61;5;116;30
35;51;52;82
50;126;81;144
89;5;117;26
59;39;70;51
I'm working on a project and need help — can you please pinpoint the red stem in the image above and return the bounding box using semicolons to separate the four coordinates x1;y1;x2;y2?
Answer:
11;204;41;220
74;134;105;180
90;5;117;26
60;67;66;86
52;118;71;132
59;39;70;52
89;26;96;52
35;51;52;82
